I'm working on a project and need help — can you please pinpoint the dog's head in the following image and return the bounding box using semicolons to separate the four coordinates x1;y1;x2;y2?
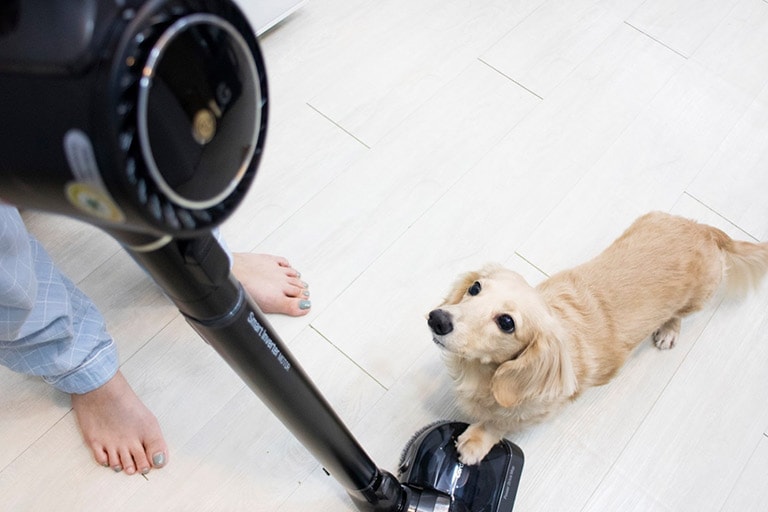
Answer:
428;264;577;407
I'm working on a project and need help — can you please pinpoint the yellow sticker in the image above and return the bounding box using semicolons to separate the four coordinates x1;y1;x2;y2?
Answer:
65;182;126;223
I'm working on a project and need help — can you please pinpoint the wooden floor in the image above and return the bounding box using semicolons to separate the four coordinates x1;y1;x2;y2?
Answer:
3;0;768;510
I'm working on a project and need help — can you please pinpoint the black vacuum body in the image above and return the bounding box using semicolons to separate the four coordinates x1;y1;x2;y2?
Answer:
0;2;523;510
0;0;266;238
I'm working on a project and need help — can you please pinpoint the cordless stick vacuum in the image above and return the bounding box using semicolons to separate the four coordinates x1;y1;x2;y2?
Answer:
0;1;523;510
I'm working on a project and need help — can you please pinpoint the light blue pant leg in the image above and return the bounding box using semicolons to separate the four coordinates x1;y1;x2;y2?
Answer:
0;206;118;394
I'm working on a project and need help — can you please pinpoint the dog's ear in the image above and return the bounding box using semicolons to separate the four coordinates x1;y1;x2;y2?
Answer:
491;325;578;408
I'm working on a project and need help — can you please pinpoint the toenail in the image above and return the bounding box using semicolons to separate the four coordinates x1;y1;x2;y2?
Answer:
301;281;309;288
112;466;122;473
299;300;311;310
302;290;310;297
152;452;166;467
141;467;151;475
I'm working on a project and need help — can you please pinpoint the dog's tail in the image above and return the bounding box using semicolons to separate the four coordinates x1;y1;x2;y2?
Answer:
715;229;768;297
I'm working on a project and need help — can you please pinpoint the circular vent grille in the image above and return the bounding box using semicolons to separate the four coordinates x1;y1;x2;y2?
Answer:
110;1;266;234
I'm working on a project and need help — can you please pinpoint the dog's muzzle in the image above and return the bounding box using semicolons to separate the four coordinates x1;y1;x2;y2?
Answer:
428;309;454;337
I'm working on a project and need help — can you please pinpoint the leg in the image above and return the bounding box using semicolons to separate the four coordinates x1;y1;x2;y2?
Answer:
456;422;504;465
653;317;681;350
0;206;166;475
232;253;311;316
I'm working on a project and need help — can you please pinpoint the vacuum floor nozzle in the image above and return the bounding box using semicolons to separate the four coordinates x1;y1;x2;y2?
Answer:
398;421;524;512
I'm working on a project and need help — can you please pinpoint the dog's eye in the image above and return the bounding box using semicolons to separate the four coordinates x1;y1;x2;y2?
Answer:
468;281;481;296
496;314;515;333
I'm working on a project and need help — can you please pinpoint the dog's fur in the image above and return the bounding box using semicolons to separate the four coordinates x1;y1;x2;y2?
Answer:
428;212;768;464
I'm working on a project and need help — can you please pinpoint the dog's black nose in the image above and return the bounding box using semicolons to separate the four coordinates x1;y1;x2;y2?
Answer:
428;309;454;335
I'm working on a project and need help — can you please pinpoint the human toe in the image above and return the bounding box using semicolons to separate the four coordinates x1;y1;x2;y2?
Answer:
273;255;292;268
134;450;152;475
105;448;122;472
283;296;311;316
145;435;168;470
120;447;138;475
91;444;109;468
284;279;309;298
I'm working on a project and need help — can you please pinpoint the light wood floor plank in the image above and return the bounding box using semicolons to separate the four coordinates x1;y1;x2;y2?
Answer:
687;83;768;241
582;467;675;512
219;101;369;253
0;368;69;471
480;0;626;98
721;435;768;512
306;0;545;146
627;0;741;57
692;0;768;97
517;59;752;275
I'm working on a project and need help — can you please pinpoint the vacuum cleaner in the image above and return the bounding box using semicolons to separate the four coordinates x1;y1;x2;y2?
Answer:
0;1;524;510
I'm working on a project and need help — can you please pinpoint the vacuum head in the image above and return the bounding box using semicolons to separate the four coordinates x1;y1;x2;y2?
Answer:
398;421;524;512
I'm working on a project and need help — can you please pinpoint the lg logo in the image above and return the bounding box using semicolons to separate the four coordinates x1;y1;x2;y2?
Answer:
216;82;232;108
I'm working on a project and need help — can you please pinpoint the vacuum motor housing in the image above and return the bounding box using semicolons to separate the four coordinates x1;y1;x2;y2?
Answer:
0;0;268;237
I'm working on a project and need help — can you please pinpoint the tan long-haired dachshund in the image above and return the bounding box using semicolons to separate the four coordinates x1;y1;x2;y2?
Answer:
428;212;768;465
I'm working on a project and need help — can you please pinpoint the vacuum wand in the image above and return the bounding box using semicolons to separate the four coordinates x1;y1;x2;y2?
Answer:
114;228;523;512
114;228;407;510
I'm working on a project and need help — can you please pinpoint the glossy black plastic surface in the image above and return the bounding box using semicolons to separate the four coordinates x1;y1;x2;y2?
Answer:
399;422;524;512
0;0;266;237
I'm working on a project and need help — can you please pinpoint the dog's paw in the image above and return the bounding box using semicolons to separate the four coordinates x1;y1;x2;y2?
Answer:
653;326;678;350
456;425;497;465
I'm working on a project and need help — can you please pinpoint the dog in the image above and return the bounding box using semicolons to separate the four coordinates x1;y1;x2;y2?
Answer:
428;211;768;465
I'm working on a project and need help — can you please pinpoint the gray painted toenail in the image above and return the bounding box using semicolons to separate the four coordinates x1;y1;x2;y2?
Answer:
299;300;311;310
152;452;166;467
113;466;122;473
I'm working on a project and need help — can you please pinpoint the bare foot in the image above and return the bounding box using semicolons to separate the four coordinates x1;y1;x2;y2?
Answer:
71;371;167;475
232;253;311;316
